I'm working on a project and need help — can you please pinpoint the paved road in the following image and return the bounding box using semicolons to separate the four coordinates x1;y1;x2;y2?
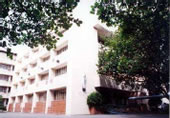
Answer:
0;113;168;118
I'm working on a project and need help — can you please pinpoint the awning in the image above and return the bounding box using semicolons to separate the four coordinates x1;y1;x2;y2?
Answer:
95;86;133;98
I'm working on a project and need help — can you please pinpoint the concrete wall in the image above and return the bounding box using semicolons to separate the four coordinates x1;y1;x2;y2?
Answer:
65;0;100;114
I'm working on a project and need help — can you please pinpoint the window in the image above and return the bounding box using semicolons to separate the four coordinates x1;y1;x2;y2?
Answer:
56;45;68;55
16;72;19;76
54;89;66;101
29;79;35;85
23;68;27;72
39;93;46;102
14;85;18;90
8;88;11;93
27;95;33;103
0;75;9;81
18;97;23;103
42;56;50;62
30;63;37;68
32;48;39;53
54;66;67;76
21;82;25;87
0;63;12;71
0;86;7;93
40;73;48;81
18;60;22;64
12;66;15;71
12;97;15;103
24;54;29;59
9;76;13;83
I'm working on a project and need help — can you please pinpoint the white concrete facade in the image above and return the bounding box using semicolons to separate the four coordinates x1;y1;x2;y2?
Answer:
0;48;15;108
8;0;112;114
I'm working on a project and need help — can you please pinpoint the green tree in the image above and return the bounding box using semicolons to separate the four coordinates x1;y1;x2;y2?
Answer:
0;0;82;54
87;92;104;108
0;95;5;110
91;0;169;96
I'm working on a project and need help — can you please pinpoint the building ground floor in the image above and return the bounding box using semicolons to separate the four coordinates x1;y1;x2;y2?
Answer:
8;87;67;114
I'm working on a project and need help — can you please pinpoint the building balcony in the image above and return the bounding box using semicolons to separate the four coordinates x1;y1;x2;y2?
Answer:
30;47;41;61
12;79;20;86
0;58;15;66
0;68;13;76
15;86;25;96
38;48;49;58
48;74;67;90
10;90;17;97
37;61;51;73
0;80;10;87
18;74;27;82
15;65;22;72
0;92;9;98
51;52;68;69
27;67;38;78
25;84;36;94
35;79;48;92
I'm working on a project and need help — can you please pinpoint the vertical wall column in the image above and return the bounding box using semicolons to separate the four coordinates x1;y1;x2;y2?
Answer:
45;90;53;114
8;76;11;85
65;85;72;114
22;95;27;112
14;97;18;112
13;97;15;112
31;93;38;113
10;65;13;71
7;98;10;111
45;67;53;114
3;99;7;107
6;87;9;94
7;97;15;112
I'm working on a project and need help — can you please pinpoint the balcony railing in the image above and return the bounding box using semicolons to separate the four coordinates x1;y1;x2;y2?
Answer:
0;92;9;98
0;80;10;86
0;68;13;75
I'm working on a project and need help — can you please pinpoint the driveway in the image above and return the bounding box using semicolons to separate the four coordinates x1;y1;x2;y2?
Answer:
0;112;168;118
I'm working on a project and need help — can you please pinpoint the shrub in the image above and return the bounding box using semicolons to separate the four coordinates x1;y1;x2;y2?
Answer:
87;92;104;108
0;95;5;111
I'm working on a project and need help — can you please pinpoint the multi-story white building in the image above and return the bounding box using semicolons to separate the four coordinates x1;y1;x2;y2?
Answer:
8;0;113;114
0;48;16;108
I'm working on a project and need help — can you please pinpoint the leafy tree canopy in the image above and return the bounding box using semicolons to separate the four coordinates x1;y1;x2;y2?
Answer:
91;0;169;96
0;0;82;54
